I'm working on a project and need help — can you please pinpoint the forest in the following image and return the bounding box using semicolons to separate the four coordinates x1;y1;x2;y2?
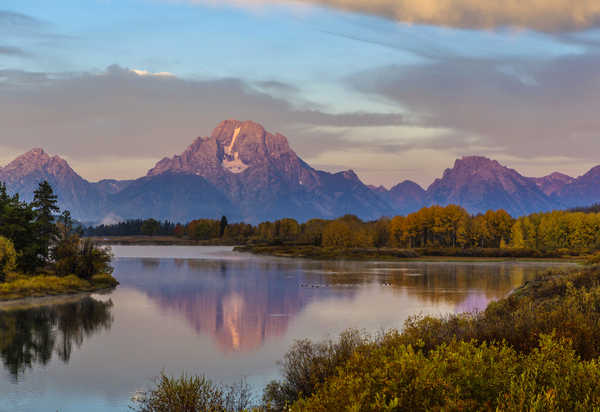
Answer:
0;182;117;300
88;205;600;256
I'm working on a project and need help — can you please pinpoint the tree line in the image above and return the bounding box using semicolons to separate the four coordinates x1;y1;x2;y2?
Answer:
88;205;600;254
0;181;112;283
84;219;177;237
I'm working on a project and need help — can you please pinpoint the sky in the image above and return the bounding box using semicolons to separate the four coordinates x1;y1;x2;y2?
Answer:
1;0;600;188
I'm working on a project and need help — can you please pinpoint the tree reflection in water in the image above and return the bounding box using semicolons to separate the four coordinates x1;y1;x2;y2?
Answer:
0;296;113;379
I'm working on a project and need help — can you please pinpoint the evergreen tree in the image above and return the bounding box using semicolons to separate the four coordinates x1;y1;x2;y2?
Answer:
0;184;37;272
32;181;59;264
141;219;160;236
219;216;228;238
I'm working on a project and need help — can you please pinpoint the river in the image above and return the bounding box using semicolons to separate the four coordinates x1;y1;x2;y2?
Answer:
0;246;575;411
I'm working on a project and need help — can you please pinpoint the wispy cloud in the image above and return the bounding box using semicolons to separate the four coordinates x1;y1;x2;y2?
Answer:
179;0;600;32
130;69;175;77
0;10;42;28
0;45;27;56
348;53;600;168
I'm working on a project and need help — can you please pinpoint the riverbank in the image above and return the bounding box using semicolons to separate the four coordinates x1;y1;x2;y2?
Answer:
0;288;114;310
88;235;238;246
0;273;119;302
233;244;583;262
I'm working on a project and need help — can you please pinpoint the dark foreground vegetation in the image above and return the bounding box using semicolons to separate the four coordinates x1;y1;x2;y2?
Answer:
133;262;600;411
0;182;117;301
91;204;600;260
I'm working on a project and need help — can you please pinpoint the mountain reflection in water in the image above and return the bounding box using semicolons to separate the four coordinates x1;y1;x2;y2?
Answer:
0;296;113;379
114;250;562;353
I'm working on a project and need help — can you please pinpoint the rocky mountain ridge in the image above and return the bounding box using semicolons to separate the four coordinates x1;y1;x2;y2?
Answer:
1;121;599;222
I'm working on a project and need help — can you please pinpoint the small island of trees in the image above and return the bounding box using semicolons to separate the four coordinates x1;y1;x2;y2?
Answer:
0;181;117;301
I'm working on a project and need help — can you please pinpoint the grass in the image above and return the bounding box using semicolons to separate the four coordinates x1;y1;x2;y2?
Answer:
0;272;119;301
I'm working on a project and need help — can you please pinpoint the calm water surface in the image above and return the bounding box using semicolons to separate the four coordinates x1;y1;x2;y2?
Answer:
0;246;575;411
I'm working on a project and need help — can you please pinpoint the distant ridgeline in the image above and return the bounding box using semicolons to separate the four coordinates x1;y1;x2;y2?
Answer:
86;204;600;255
2;120;600;224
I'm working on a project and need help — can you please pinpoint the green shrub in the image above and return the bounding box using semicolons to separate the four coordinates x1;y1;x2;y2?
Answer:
262;330;367;410
0;236;17;283
76;239;113;279
131;372;253;412
91;273;119;288
292;335;600;412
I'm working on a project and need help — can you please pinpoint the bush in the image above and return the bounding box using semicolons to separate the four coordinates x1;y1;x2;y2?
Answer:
131;372;253;412
292;335;600;412
76;239;113;279
0;236;17;283
90;273;119;289
262;330;367;410
53;219;114;280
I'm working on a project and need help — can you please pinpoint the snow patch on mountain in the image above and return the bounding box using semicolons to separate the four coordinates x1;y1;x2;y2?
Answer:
225;127;241;156
222;152;249;174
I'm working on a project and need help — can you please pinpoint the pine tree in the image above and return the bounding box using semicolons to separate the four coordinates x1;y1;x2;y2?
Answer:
32;181;59;264
219;216;228;238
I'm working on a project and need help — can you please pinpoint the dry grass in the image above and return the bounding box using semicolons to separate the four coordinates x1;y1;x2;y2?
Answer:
0;272;118;301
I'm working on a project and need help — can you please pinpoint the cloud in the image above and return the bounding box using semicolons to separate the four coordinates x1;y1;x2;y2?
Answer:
130;69;175;77
179;0;600;32
0;46;27;56
0;65;407;182
348;53;600;176
0;10;42;28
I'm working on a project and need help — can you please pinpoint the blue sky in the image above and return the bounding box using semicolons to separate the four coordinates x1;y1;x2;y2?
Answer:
2;0;600;187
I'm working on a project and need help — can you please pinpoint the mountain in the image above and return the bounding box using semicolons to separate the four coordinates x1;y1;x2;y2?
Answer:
370;181;426;215
93;179;134;195
107;173;239;222
425;156;559;216
139;119;392;222
0;149;104;221
555;166;600;208
387;181;426;215
530;172;574;196
2;126;599;223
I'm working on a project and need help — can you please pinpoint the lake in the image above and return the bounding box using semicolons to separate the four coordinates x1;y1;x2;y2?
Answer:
0;246;575;411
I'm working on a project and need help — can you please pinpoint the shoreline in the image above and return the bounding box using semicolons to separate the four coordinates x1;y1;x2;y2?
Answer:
96;241;582;264
232;245;584;264
88;236;238;246
0;287;115;310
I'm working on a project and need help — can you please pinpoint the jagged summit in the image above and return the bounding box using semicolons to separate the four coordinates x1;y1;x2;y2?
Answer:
1;148;72;177
426;155;557;216
148;119;295;177
0;148;102;220
143;120;390;222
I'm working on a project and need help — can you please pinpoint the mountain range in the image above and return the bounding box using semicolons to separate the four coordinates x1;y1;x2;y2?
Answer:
1;119;598;223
